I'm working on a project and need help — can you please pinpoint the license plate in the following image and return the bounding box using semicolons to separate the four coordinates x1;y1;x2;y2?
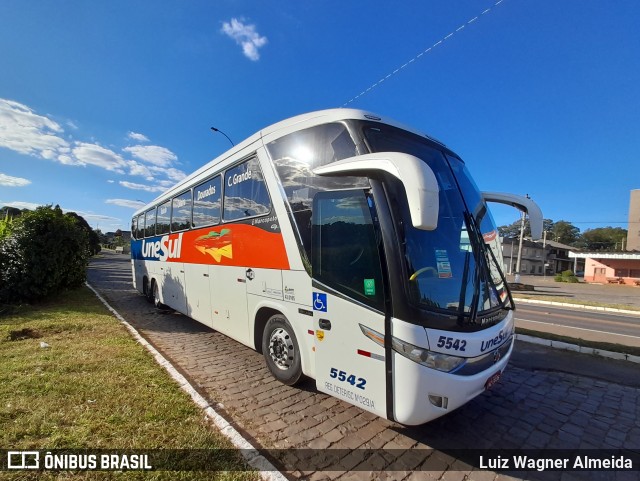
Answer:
484;371;501;390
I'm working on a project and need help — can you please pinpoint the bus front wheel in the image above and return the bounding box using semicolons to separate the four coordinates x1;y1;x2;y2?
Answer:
262;315;302;386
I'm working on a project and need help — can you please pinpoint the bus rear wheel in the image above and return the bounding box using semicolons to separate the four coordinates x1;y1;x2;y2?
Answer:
143;278;153;303
152;280;166;309
262;315;302;386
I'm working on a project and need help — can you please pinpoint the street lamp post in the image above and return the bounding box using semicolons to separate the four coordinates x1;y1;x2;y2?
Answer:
210;127;235;147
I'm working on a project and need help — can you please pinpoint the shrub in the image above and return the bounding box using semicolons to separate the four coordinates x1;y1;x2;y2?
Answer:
554;270;579;283
0;206;91;304
0;216;14;240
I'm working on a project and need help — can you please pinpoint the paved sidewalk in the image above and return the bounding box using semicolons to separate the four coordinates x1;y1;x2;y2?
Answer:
87;253;640;480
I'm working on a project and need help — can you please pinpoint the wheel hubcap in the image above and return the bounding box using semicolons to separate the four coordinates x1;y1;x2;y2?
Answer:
268;327;294;370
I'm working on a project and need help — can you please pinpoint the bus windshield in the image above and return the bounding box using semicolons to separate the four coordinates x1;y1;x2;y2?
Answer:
361;124;513;329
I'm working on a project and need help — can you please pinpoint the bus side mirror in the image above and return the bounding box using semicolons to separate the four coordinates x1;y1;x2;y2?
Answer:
313;152;440;230
481;192;544;240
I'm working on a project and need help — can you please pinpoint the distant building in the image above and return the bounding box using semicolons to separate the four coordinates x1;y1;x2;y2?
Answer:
570;252;640;285
500;237;582;276
567;190;640;285
502;238;544;275
105;231;132;243
627;189;640;251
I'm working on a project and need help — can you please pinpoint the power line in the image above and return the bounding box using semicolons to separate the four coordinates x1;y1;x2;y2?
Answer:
570;221;638;224
342;0;507;107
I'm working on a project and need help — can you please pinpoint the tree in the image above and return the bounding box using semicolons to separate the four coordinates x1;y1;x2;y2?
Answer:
65;211;101;255
1;206;23;219
578;227;628;251
498;218;555;240
94;228;108;245
0;205;91;303
551;220;580;245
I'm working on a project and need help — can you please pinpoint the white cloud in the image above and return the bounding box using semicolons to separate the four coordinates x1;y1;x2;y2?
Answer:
127;160;154;179
119;181;165;193
106;198;146;209
162;167;186;182
123;145;178;167
68;209;120;226
221;18;268;61
0;99;69;158
0;173;31;187
0;200;41;211
127;131;149;142
0;97;185;197
72;142;128;173
0;199;122;226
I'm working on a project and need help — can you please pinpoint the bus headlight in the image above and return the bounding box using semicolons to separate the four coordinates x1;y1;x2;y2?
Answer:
391;337;466;373
360;324;465;372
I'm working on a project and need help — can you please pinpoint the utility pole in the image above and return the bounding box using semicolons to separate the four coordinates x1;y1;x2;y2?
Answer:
509;239;515;275
542;230;547;280
515;210;526;283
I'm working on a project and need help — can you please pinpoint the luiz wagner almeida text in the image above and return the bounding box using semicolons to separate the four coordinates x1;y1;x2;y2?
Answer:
480;454;633;472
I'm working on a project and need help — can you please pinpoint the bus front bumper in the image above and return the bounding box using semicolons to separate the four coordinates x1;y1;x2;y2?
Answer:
391;337;514;425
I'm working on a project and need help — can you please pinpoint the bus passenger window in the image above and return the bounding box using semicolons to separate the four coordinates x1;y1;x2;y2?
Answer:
144;208;156;238
193;177;221;227
171;190;192;231
156;201;171;235
223;157;271;221
135;216;144;239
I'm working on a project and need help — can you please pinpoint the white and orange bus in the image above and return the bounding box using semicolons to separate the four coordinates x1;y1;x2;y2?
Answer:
131;109;542;425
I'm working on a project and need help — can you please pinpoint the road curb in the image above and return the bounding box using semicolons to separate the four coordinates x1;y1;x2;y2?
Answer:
516;333;640;364
513;296;640;316
85;282;287;481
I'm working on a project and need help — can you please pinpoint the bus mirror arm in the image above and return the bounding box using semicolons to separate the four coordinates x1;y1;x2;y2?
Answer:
481;192;544;240
313;152;439;230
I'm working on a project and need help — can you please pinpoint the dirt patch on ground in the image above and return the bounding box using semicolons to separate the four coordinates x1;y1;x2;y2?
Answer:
7;327;41;341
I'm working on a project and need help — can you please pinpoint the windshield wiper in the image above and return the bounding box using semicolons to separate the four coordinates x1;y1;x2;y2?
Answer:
462;211;513;324
483;236;515;311
456;250;471;324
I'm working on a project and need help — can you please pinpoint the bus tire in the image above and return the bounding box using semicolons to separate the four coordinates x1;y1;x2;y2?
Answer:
262;315;302;386
152;280;166;309
143;278;153;303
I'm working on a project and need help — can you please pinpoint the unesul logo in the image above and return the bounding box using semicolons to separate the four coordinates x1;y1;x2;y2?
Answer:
141;233;183;262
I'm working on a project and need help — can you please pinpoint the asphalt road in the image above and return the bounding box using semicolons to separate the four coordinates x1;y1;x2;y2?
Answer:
515;303;640;347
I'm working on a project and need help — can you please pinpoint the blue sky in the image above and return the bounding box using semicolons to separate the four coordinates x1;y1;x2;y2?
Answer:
1;0;639;234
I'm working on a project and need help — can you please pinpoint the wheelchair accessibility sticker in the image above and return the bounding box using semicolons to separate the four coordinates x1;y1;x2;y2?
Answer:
313;292;327;312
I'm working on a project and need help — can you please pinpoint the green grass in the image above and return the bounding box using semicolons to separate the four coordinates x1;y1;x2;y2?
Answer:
0;287;259;480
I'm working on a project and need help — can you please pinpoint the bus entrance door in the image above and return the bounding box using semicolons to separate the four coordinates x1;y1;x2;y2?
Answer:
313;289;387;419
311;189;388;418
